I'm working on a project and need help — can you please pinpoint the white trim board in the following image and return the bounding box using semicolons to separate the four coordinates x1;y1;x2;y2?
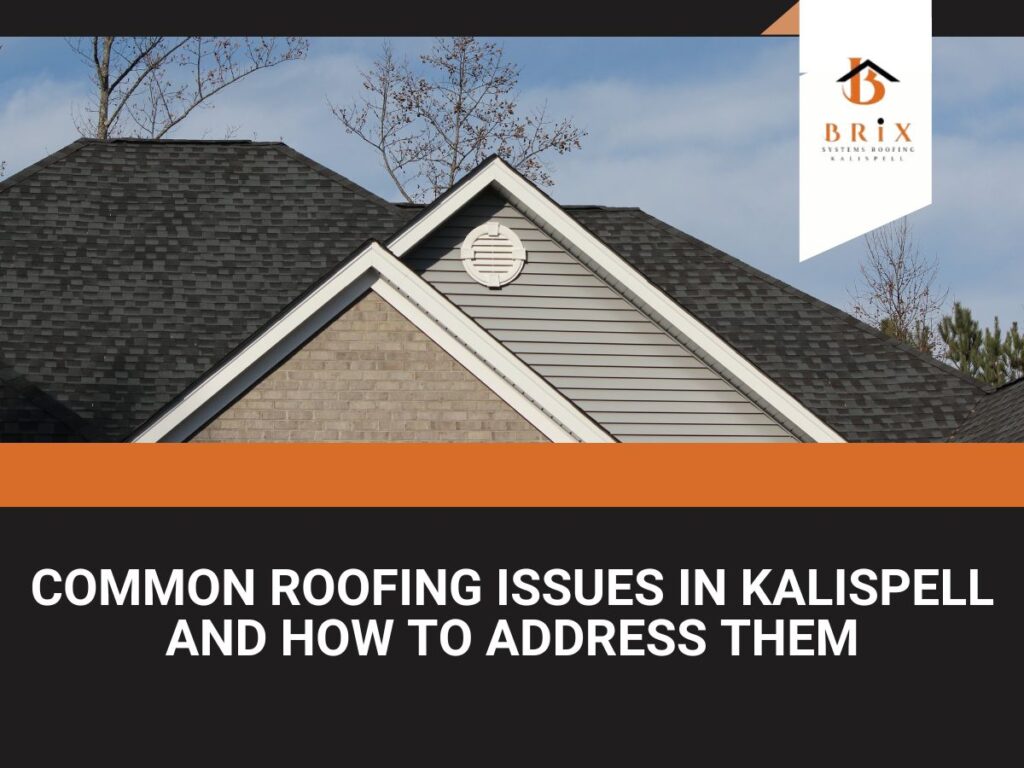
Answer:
387;158;846;443
132;242;612;443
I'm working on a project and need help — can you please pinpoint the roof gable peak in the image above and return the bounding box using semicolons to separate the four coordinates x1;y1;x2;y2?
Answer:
384;154;845;442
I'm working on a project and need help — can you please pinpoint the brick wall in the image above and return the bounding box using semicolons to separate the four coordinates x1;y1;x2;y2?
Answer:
193;291;547;442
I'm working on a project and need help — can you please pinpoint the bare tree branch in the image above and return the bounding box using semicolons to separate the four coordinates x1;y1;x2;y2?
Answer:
68;37;309;140
105;38;190;132
330;37;586;203
849;217;947;356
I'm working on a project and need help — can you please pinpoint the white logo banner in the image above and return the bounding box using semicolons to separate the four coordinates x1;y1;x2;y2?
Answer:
799;0;932;261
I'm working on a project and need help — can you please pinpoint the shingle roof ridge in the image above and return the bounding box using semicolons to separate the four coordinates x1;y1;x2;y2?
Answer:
107;137;272;144
563;204;643;210
270;144;400;217
0;138;93;196
1;139;403;225
994;375;1024;392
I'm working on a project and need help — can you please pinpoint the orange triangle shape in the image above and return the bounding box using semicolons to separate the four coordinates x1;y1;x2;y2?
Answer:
763;2;799;35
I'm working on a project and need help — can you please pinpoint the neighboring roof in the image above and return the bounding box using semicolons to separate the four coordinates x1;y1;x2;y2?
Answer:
0;139;997;441
952;378;1024;442
0;139;408;440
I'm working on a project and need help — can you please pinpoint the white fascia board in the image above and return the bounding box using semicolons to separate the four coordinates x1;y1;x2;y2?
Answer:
132;242;609;443
386;158;846;444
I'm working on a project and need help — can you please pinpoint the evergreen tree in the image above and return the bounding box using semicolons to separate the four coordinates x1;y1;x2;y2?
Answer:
939;305;1023;386
979;318;1008;387
1005;322;1023;381
939;302;982;377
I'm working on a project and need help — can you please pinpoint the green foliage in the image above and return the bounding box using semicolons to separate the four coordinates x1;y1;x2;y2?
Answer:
979;318;1007;387
1005;322;1023;381
939;303;1023;386
939;302;982;377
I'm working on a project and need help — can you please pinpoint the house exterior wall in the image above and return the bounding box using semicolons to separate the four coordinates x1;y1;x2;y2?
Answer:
406;189;798;442
193;291;546;442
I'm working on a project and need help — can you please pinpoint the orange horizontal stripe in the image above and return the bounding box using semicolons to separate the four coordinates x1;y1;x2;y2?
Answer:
0;444;1021;508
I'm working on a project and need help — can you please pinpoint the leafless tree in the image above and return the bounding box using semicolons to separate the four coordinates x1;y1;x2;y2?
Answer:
849;217;947;356
330;38;586;203
67;37;308;140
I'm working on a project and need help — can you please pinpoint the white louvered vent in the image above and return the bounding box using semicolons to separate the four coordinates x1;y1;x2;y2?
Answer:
461;221;527;288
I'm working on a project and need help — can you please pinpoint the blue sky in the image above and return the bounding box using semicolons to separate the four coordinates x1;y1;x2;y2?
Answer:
1;37;1021;328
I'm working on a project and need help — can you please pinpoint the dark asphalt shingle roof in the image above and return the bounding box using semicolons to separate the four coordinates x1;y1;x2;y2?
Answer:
952;379;1024;442
0;139;1010;441
0;355;95;441
0;139;409;440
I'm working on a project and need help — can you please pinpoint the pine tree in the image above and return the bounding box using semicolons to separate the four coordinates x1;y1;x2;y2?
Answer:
1005;322;1023;382
979;318;1008;387
939;305;1023;386
939;302;982;377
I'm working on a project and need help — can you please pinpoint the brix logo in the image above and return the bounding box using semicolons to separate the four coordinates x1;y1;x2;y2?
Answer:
837;58;899;105
824;57;911;145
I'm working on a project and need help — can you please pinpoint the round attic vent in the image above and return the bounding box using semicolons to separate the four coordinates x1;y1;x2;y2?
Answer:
460;221;526;288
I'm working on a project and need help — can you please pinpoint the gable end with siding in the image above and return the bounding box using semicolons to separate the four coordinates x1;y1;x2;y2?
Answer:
405;188;800;443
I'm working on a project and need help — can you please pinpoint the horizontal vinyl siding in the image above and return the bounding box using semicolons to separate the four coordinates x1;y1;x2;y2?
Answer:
407;189;798;443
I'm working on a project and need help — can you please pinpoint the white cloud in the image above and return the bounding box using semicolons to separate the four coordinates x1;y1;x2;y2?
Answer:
933;38;1024;107
1;75;86;177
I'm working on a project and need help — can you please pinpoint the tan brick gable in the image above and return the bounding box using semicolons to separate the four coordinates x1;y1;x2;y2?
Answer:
193;291;546;442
